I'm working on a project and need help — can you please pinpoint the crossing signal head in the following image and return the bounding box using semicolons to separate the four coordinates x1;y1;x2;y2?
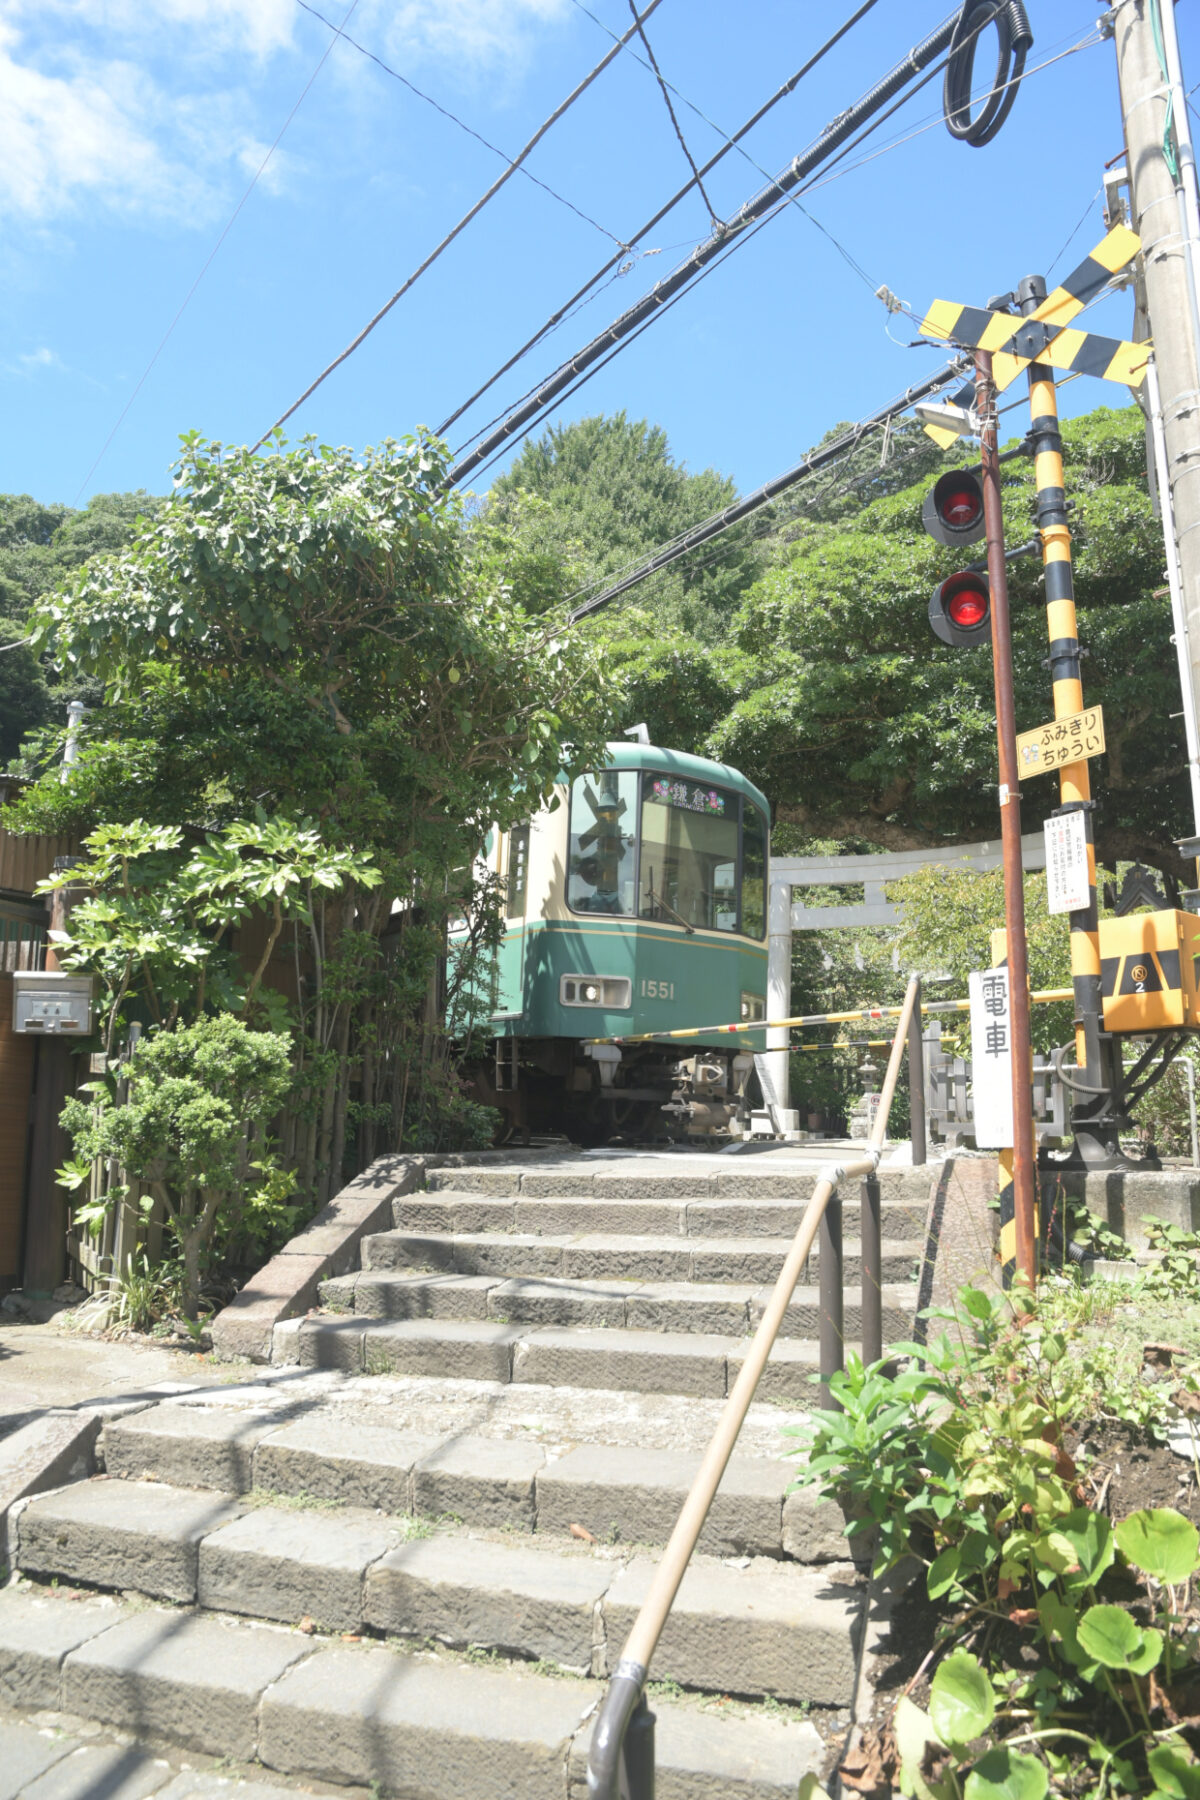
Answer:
922;469;986;547
929;570;991;647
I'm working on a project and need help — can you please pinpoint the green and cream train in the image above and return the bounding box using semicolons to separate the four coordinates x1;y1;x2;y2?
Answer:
465;741;770;1143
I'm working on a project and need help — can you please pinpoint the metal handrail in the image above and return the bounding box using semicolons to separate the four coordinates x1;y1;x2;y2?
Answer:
586;975;922;1799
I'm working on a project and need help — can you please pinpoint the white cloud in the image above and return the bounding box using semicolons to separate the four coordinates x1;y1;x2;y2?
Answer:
0;24;200;220
364;0;569;69
20;346;62;368
2;0;297;62
0;0;572;225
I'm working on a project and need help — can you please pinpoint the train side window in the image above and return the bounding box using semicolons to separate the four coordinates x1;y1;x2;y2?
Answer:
742;802;768;939
640;775;739;931
506;824;530;918
568;771;638;915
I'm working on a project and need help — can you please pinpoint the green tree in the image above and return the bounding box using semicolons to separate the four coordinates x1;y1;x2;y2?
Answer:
11;429;613;1203
0;619;52;763
0;488;160;759
488;411;764;641
712;405;1188;874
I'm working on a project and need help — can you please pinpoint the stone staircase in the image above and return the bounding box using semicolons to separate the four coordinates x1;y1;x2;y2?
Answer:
0;1151;930;1800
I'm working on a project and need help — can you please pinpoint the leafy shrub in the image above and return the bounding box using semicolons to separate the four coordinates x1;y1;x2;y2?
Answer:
60;1014;293;1317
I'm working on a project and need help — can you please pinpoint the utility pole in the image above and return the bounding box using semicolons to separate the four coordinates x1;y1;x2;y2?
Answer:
1110;0;1200;849
1017;277;1127;1167
977;352;1038;1285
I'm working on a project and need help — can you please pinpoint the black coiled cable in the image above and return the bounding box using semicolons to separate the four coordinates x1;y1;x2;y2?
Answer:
944;0;1034;147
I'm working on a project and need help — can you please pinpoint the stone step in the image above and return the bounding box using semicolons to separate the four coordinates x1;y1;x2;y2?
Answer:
327;1268;917;1343
292;1311;907;1403
402;1187;927;1242
0;1583;827;1797
424;1160;933;1208
359;1228;919;1285
11;1481;859;1706
97;1412;853;1562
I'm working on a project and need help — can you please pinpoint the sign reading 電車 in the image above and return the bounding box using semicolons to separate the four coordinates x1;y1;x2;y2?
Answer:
1015;705;1105;778
969;967;1013;1149
1044;810;1090;915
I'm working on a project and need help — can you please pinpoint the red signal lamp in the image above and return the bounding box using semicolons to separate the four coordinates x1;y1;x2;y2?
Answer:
922;469;986;547
929;570;991;647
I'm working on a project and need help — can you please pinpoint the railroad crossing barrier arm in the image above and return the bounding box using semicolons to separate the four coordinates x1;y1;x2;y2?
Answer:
585;977;920;1800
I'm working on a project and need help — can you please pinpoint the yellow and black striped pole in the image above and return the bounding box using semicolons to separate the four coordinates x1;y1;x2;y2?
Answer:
1019;272;1117;1166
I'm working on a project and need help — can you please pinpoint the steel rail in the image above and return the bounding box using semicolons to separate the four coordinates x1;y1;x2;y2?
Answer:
585;976;921;1799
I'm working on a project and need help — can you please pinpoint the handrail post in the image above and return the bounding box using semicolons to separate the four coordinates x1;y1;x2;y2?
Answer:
586;977;921;1800
818;1188;844;1409
907;975;926;1166
860;1174;883;1367
623;1695;655;1799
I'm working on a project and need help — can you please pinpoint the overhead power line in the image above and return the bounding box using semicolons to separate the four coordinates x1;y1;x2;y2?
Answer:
565;359;968;620
292;0;623;244
435;0;884;440
620;0;720;225
444;3;1025;490
251;0;668;451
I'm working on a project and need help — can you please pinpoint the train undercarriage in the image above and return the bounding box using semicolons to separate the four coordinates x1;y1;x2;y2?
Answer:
470;1037;760;1146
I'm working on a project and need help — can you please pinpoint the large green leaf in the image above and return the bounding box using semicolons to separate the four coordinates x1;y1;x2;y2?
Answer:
1076;1603;1163;1673
964;1748;1048;1800
1116;1508;1200;1585
929;1649;995;1750
1148;1742;1200;1800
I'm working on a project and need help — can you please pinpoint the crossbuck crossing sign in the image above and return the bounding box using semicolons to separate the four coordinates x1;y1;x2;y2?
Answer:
969;968;1013;1149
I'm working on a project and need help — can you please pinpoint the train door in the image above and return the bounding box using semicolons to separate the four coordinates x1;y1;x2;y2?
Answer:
491;824;530;1020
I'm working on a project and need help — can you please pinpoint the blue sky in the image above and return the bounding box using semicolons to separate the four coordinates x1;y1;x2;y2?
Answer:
2;0;1195;510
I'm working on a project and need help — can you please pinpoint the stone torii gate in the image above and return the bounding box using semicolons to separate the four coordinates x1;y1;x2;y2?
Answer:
755;831;1049;1120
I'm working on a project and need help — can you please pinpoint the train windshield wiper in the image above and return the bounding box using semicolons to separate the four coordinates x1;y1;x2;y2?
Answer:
643;877;695;934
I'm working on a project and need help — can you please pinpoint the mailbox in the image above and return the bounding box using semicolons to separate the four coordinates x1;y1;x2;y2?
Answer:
12;971;95;1035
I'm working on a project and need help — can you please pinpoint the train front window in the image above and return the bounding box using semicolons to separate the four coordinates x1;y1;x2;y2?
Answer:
742;802;768;939
568;770;638;915
640;776;739;932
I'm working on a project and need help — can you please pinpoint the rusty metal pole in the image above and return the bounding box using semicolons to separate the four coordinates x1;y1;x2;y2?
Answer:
977;349;1038;1288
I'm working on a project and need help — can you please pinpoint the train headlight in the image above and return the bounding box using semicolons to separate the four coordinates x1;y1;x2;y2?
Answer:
740;992;766;1022
560;974;632;1009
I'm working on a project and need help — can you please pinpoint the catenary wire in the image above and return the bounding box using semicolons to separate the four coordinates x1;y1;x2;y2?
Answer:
563;360;968;617
250;0;669;451
445;5;1030;486
801;29;1102;202
73;0;361;505
292;0;623;244
430;0;886;438
568;269;1119;615
569;0;891;299
449;7;1035;461
621;0;720;224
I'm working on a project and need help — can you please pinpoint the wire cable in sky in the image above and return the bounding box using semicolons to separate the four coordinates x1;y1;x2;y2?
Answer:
292;0;623;244
570;0;888;301
564;359;968;618
73;0;360;504
250;0;668;452
619;0;720;225
444;4;1023;489
432;0;884;439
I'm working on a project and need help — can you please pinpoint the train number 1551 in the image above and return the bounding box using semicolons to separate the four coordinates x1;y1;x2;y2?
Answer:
639;979;675;1000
